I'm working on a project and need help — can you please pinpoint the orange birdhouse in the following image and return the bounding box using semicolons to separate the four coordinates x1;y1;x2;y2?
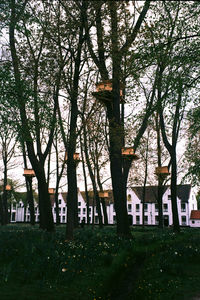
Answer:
99;191;109;198
65;152;80;162
48;188;55;195
5;185;11;191
155;166;170;177
23;169;35;177
93;80;124;104
121;147;139;160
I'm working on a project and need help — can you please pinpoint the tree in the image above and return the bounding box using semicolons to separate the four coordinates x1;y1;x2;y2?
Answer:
7;0;64;231
184;106;200;186
0;62;18;225
149;1;200;232
84;0;151;237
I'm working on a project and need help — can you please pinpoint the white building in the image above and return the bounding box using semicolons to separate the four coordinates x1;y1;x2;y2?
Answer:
190;210;200;227
10;184;197;227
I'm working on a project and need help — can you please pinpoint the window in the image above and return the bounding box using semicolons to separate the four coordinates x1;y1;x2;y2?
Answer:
181;203;186;212
83;208;86;214
63;207;66;213
181;216;186;225
54;207;56;213
136;204;140;212
62;216;65;222
12;202;16;210
11;212;16;222
59;208;61;214
78;202;81;207
58;199;61;205
192;220;195;224
128;204;132;212
35;207;38;213
95;216;99;224
144;216;148;224
163;204;168;212
136;216;140;225
155;216;159;225
78;208;81;214
144;203;148;212
168;195;171;200
89;208;92;214
127;194;131;201
155;204;158;212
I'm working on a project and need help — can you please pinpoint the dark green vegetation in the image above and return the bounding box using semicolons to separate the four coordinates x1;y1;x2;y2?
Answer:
0;225;200;300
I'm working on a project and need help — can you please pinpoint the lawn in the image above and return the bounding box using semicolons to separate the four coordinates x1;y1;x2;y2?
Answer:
0;224;199;300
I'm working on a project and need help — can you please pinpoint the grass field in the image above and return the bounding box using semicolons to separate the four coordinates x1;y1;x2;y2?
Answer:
0;224;200;300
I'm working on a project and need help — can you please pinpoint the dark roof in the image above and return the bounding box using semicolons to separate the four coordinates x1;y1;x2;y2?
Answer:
50;192;67;206
190;210;200;220
80;190;114;206
131;184;191;203
131;186;168;203
47;184;192;206
177;184;191;203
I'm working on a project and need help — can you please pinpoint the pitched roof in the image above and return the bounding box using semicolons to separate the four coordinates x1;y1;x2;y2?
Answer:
46;184;192;206
131;186;168;203
131;184;191;203
190;210;200;220
80;190;114;206
177;184;191;203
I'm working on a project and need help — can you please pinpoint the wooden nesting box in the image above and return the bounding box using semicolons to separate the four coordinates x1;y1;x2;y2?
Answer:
96;80;124;97
73;153;80;161
23;169;35;177
65;152;80;161
5;185;11;191
93;80;124;103
121;147;139;160
155;166;170;177
48;188;55;195
99;191;109;198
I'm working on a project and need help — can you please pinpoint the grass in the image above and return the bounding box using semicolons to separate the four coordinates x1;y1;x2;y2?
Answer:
0;225;200;299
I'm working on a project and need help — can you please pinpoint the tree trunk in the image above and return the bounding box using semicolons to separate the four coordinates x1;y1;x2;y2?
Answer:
81;139;90;225
171;147;180;233
156;113;164;228
83;122;103;228
55;190;60;226
26;177;35;225
96;164;108;225
37;174;54;231
0;195;4;225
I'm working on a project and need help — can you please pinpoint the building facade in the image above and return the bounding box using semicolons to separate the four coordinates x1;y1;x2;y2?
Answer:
10;184;197;227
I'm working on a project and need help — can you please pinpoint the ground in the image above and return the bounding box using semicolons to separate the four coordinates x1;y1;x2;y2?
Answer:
0;225;200;299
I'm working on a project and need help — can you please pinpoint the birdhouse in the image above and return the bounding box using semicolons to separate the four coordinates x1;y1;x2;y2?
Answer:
155;166;170;177
96;80;113;93
121;147;139;160
93;80;124;103
5;185;11;191
48;188;55;195
73;153;80;161
99;191;109;198
65;152;80;162
23;169;35;177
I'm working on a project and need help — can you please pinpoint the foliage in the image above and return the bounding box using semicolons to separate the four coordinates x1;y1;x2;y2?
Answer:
0;225;200;299
183;107;200;186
